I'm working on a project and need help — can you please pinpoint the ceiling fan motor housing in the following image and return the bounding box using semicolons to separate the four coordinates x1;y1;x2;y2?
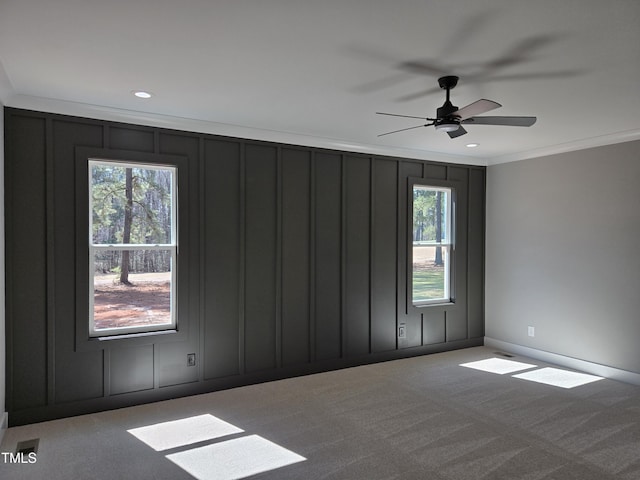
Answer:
437;100;459;119
436;98;461;131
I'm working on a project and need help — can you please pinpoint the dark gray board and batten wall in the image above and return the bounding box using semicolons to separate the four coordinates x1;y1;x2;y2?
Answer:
4;107;485;426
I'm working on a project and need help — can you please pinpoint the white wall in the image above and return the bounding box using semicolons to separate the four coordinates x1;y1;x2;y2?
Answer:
486;140;640;374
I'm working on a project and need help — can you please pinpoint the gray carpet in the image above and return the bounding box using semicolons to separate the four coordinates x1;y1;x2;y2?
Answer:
2;346;640;479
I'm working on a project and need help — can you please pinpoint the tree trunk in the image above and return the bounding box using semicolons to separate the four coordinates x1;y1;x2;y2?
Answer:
120;168;133;285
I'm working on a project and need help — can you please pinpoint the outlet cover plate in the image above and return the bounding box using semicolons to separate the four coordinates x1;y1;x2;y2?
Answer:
398;323;406;339
187;353;196;366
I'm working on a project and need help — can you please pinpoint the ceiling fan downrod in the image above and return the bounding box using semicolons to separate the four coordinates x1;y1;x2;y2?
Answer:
437;75;460;119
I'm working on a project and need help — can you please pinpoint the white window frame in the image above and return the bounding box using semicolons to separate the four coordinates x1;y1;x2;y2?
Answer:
411;184;454;306
88;159;178;337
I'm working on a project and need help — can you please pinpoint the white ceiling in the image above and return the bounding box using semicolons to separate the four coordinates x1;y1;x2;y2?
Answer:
1;0;639;165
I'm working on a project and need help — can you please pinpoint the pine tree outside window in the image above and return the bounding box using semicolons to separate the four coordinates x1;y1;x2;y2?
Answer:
89;160;177;337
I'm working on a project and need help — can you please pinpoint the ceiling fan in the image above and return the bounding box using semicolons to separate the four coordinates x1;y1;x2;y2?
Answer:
377;75;536;138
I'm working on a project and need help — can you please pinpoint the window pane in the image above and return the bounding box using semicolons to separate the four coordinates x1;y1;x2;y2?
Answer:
91;163;174;245
93;249;173;332
413;186;448;244
412;245;449;302
412;185;452;304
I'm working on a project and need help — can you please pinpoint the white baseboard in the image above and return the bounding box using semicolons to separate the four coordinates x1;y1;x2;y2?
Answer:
0;412;7;446
484;337;640;386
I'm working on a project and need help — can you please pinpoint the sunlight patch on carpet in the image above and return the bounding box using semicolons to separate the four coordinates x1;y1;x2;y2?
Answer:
512;367;603;389
127;414;243;451
166;434;306;480
129;414;306;479
460;357;538;375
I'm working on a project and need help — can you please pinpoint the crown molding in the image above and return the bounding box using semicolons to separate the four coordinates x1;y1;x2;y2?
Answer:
10;93;636;168
5;94;486;166
488;129;640;165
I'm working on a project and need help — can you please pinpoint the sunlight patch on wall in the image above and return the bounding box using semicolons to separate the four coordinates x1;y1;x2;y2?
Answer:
166;434;306;480
460;357;538;374
512;367;603;389
127;414;243;451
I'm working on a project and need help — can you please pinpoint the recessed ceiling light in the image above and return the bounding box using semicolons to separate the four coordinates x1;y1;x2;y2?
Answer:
132;90;153;99
466;143;479;148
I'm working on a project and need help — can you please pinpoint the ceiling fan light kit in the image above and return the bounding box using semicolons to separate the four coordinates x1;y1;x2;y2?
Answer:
377;75;536;139
434;120;460;132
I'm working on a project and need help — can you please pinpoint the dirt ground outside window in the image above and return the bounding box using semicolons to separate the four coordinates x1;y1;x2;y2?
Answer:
93;272;171;330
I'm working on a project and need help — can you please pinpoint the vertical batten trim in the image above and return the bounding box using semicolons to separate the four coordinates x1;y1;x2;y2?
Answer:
396;161;403;348
103;348;110;397
394;160;400;349
309;151;317;363
238;143;246;375
275;147;283;369
368;157;375;354
45;117;56;405
481;169;487;336
198;137;206;381
4;112;14;413
397;162;407;319
152;344;159;389
339;154;347;358
444;310;449;343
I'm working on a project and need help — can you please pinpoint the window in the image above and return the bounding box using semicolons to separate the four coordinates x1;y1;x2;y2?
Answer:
89;160;177;337
412;184;453;305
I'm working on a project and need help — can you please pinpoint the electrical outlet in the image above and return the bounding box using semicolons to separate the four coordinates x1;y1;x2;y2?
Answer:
187;353;196;366
398;323;406;339
527;326;535;337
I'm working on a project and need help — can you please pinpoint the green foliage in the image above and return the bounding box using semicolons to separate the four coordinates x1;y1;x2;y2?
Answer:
91;164;172;245
91;163;174;274
413;188;447;242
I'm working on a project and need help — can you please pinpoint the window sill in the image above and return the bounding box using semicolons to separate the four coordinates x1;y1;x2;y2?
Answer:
412;301;458;311
91;329;179;341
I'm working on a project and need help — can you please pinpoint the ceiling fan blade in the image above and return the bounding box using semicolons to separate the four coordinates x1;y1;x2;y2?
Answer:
377;123;432;137
447;126;468;139
376;111;430;120
452;99;501;120
399;60;448;76
395;86;442;102
462;116;537;127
